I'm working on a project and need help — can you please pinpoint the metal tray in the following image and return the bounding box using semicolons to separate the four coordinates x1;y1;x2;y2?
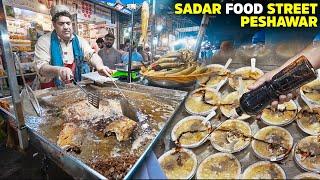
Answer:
23;82;188;179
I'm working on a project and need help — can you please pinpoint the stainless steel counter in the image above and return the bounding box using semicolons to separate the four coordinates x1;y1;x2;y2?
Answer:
22;82;188;179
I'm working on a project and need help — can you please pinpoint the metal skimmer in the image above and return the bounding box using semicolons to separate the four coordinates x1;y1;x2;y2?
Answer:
15;52;42;116
104;72;139;122
72;79;100;108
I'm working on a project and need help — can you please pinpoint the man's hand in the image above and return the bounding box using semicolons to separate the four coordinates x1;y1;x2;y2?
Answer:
58;67;73;81
89;53;114;77
96;65;113;78
248;69;299;119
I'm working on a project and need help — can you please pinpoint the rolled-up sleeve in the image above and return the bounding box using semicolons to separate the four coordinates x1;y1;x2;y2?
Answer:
78;36;95;64
34;34;51;72
33;33;53;83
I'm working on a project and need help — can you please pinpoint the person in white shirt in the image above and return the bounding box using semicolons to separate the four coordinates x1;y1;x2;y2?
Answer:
34;5;111;88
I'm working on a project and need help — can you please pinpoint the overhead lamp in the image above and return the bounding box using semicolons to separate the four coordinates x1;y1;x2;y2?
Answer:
156;25;163;32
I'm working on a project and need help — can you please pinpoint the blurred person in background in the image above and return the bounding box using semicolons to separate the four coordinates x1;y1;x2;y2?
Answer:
210;40;235;65
124;39;130;52
118;43;127;56
137;45;150;63
98;33;122;69
218;41;235;57
96;38;104;49
122;42;143;63
145;45;152;58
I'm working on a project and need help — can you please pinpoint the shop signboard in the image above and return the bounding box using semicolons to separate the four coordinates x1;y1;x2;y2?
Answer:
121;8;131;15
95;4;112;20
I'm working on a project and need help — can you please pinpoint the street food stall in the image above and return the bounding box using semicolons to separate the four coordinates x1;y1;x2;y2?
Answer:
146;57;320;179
141;25;319;180
0;0;189;179
1;0;320;179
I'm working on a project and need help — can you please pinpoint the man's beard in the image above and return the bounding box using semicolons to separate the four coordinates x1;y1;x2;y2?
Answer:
105;43;113;48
